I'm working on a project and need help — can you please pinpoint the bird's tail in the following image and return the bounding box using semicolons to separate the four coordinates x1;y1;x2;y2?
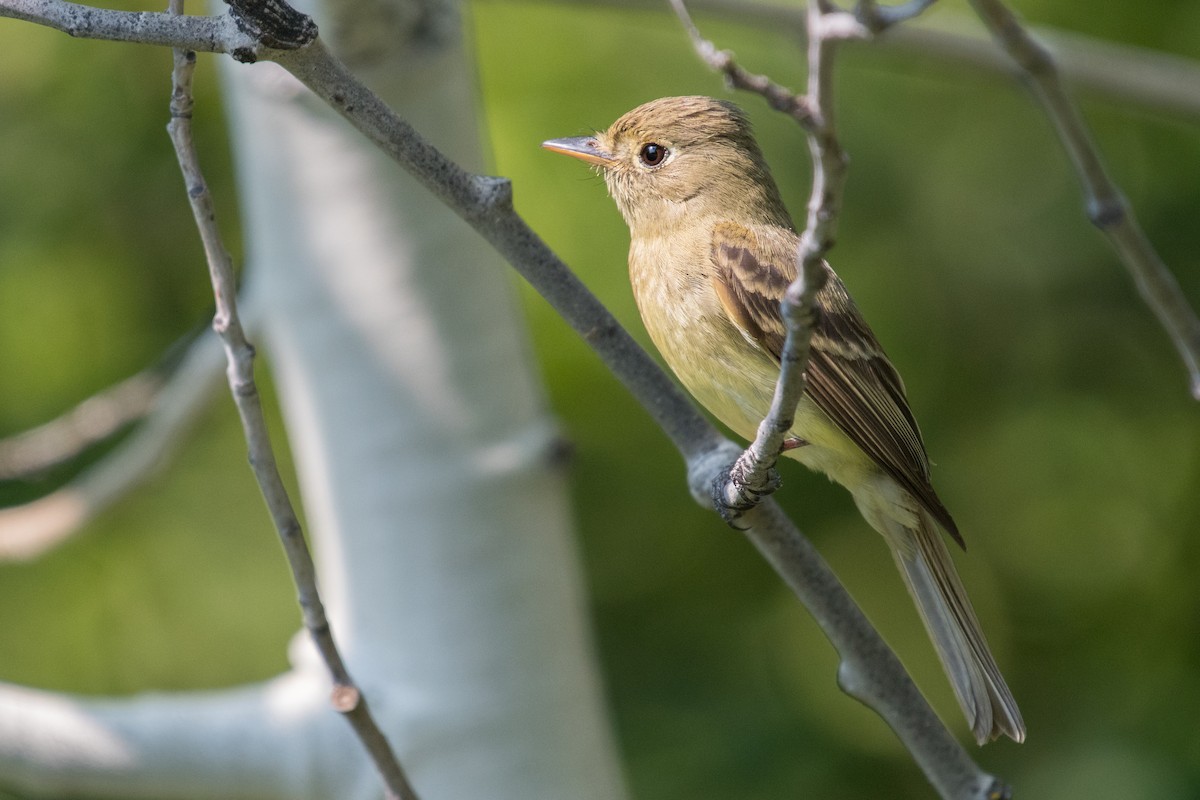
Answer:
884;508;1025;744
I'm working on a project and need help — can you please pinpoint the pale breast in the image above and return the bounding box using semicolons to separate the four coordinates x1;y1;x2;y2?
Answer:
630;232;783;436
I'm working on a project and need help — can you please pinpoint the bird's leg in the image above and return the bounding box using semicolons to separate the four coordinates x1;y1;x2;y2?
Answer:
781;436;809;451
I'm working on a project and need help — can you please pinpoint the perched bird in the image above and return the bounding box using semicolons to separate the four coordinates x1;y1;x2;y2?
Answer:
543;95;1024;744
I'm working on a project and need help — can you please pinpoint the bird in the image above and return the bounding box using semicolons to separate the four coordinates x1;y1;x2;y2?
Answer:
543;95;1025;744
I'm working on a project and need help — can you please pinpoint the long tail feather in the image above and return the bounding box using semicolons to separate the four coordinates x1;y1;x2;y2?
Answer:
890;510;1025;744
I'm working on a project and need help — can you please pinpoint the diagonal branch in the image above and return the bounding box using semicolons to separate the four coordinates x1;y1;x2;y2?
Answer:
274;35;1007;800
967;0;1200;399
165;15;418;800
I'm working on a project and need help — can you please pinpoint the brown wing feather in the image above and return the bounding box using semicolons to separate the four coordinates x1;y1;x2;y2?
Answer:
710;221;962;545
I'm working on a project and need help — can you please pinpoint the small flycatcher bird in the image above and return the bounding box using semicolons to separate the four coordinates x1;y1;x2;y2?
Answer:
543;96;1024;744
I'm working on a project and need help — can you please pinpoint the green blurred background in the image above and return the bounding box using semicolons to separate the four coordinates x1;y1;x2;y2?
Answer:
2;0;1200;797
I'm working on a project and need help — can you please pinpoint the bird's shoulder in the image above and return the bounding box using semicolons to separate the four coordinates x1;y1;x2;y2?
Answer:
708;220;797;360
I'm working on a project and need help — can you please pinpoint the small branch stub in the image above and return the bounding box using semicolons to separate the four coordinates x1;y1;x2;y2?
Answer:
331;685;362;713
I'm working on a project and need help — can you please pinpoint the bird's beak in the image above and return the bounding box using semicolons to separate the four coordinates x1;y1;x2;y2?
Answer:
541;136;615;167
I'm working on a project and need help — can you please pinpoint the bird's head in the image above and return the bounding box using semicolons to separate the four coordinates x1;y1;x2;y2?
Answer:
543;96;791;235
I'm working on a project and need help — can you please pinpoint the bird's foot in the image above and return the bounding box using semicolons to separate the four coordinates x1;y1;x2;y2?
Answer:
711;457;783;530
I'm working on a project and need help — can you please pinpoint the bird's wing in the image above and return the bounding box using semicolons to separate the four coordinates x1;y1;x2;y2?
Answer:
710;220;961;545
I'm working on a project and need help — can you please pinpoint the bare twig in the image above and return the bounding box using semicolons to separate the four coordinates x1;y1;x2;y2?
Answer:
164;16;418;800
669;0;815;129
726;0;857;504
665;0;833;513
967;0;1200;399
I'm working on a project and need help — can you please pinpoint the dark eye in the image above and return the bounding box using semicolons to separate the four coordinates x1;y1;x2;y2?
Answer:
639;142;668;167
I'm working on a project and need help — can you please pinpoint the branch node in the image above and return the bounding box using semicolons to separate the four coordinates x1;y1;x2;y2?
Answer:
835;660;863;698
816;9;871;42
230;45;259;63
331;684;362;713
474;175;514;214
1087;194;1127;230
223;0;317;50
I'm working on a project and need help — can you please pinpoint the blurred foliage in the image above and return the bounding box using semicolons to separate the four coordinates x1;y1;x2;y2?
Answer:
2;0;1200;798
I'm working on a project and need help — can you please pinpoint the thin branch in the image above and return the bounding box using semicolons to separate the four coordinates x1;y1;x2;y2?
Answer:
164;19;419;800
743;501;1009;800
665;0;827;515
967;0;1200;399
669;0;815;129
727;0;855;502
0;324;228;560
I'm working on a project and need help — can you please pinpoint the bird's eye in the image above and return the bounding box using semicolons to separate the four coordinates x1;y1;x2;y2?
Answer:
639;142;668;167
